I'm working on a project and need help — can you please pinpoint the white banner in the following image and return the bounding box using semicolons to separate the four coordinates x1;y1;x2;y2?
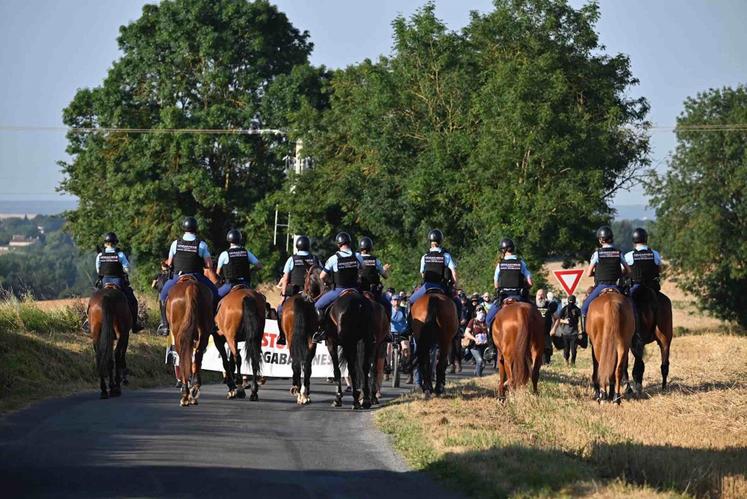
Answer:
202;319;344;378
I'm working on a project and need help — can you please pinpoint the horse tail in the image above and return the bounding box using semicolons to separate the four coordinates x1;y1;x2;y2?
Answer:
96;292;115;378
510;306;531;387
241;294;261;377
423;295;439;339
598;297;621;388
177;282;199;384
290;297;309;366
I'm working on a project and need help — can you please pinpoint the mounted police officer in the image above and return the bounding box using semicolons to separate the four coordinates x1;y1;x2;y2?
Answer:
313;231;363;343
275;235;320;345
580;226;631;334
157;217;219;335
485;238;533;331
407;229;461;315
216;229;263;298
95;232;143;332
624;227;661;293
357;236;392;316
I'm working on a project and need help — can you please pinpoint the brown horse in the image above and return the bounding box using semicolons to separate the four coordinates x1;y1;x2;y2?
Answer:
88;285;132;399
214;287;266;401
281;266;323;405
410;291;459;397
167;275;214;407
363;291;390;404
490;301;545;401
625;286;674;395
586;289;635;403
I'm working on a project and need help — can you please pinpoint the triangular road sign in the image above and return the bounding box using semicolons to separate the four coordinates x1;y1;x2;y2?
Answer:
552;269;585;296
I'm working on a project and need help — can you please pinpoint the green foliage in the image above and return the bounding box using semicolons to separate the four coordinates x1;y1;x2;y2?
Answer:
285;0;649;290
59;0;329;287
648;85;747;327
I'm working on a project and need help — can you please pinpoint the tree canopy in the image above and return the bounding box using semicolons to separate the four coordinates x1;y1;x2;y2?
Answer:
648;85;747;327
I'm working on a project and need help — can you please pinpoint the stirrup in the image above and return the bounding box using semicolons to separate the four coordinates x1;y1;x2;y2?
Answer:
312;330;326;344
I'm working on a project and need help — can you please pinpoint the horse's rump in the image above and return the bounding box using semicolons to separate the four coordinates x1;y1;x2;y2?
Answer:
492;302;543;388
588;292;635;390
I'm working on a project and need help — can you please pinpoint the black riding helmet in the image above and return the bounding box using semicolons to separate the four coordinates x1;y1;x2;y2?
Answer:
104;232;119;244
428;229;443;244
335;231;352;247
499;238;515;253
182;216;198;233
568;294;577;304
596;225;614;243
295;235;310;251
359;236;373;252
226;229;242;244
632;227;648;244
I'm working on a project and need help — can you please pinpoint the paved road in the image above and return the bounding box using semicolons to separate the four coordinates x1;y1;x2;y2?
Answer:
0;375;464;499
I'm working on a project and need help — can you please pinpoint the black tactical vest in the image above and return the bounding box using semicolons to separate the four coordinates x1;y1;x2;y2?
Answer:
630;248;659;286
333;253;359;289
173;238;204;274
99;249;124;277
289;254;318;288
497;259;524;289
595;247;622;284
359;254;380;287
223;247;252;283
423;250;446;284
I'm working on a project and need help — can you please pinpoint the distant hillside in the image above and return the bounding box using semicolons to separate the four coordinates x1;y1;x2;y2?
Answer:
614;204;655;220
0;199;78;217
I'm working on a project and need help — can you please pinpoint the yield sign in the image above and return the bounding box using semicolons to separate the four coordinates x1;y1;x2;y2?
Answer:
552;269;584;296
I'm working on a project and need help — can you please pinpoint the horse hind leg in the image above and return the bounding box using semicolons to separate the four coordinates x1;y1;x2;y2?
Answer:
99;376;109;399
299;345;316;405
591;345;603;402
630;339;645;397
434;345;448;396
329;342;343;407
234;348;246;399
497;355;507;402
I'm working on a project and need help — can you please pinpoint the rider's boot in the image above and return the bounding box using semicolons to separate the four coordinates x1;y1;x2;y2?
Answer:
312;308;327;344
157;300;170;336
276;315;287;346
129;299;144;333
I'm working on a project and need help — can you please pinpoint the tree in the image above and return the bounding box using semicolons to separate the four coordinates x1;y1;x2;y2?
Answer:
59;0;328;287
285;0;649;291
648;85;747;327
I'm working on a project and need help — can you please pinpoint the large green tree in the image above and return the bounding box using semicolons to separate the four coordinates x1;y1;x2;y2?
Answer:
60;0;328;286
284;0;649;290
648;85;747;327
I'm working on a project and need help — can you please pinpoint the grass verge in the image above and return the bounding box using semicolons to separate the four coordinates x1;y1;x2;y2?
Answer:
376;333;747;498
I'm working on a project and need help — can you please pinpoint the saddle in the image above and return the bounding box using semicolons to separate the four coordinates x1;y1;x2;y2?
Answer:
425;287;446;296
177;274;197;284
338;288;360;299
501;297;517;306
230;283;249;292
103;283;121;290
600;287;621;296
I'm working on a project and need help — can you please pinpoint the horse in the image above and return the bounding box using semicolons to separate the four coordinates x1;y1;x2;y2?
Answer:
166;274;215;407
625;286;674;394
362;290;390;404
410;290;459;397
323;290;374;409
214;286;266;401
490;300;545;401
586;289;635;403
281;266;324;405
88;285;132;399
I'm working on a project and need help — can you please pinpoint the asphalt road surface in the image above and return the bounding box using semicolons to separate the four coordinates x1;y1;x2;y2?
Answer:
0;375;466;499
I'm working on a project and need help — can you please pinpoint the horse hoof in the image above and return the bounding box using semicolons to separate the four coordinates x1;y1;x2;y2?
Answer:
302;396;311;405
189;396;198;406
290;386;299;396
100;391;109;399
236;389;246;399
109;388;121;398
122;378;129;386
362;400;372;409
498;396;506;403
423;391;432;400
332;399;342;408
372;397;380;405
352;402;362;410
180;397;189;407
249;393;259;402
226;390;236;399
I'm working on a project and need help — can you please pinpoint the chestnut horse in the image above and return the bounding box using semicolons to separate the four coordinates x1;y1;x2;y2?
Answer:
626;286;673;394
281;266;323;405
490;300;545;401
363;291;390;404
167;275;214;407
410;291;459;397
586;289;635;403
88;285;132;399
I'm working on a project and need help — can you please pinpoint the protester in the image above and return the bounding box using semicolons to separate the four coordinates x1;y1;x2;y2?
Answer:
463;309;490;377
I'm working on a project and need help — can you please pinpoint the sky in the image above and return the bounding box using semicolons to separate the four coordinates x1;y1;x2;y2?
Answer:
1;0;746;208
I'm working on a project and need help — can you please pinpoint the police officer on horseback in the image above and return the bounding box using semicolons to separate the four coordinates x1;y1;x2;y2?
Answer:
313;231;363;343
216;229;263;297
357;236;392;315
580;226;631;334
485;238;533;330
407;229;461;314
157;217;219;335
95;232;143;332
275;235;320;345
624;228;661;293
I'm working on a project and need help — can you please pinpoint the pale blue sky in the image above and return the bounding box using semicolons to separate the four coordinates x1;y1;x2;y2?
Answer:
1;0;746;207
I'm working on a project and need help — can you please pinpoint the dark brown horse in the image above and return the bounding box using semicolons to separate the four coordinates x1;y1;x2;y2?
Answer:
626;286;674;395
587;289;635;403
281;266;323;405
323;291;374;409
363;291;390;404
166;275;214;407
490;300;545;401
88;285;132;399
214;287;266;401
410;291;459;397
